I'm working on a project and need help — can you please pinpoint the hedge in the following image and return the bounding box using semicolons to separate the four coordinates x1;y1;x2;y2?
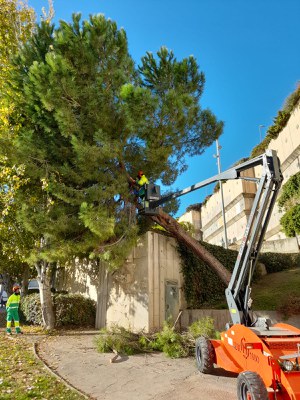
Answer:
21;293;96;328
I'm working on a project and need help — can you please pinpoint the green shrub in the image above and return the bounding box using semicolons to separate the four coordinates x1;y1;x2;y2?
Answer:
20;293;96;328
292;253;300;268
258;252;295;273
21;293;43;325
54;294;96;327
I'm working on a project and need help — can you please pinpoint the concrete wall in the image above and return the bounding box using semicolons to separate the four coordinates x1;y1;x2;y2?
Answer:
104;236;150;332
147;231;186;331
55;259;99;302
95;231;185;332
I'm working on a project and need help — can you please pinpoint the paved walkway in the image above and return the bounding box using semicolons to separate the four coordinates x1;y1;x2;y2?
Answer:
36;331;238;400
0;317;238;400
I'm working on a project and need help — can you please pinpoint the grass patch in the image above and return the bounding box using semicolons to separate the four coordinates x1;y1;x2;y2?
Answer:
251;268;300;311
0;330;85;400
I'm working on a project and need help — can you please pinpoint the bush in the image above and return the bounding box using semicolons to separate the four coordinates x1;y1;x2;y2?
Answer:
54;294;96;327
20;293;96;328
21;293;43;325
258;252;295;273
292;253;300;268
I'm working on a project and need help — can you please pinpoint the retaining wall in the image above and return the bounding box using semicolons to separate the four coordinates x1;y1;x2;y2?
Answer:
181;309;300;331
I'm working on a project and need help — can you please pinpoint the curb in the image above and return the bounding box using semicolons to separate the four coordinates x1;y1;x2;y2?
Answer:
33;341;96;400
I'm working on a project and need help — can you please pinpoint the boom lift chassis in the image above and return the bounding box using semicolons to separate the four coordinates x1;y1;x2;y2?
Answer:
140;150;300;400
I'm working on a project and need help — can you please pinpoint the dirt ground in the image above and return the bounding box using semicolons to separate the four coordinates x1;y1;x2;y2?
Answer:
36;331;239;400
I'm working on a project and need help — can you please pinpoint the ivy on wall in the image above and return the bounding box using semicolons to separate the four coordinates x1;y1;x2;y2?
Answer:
178;241;237;308
178;241;300;309
277;171;300;237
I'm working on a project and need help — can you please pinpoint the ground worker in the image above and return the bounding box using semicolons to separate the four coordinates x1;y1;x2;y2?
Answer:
6;284;22;335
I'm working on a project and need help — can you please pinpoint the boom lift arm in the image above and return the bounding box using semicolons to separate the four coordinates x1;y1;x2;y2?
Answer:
140;150;283;327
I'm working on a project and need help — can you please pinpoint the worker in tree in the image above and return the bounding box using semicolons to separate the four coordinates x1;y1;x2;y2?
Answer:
6;284;23;335
135;170;149;199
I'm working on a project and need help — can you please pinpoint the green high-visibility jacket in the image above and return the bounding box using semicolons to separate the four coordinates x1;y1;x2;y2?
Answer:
6;293;20;310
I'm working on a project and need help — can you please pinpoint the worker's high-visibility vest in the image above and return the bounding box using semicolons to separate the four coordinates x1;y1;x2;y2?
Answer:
137;175;149;186
6;293;20;310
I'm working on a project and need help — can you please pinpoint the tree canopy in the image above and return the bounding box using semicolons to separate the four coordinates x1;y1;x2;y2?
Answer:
5;13;223;268
0;0;35;279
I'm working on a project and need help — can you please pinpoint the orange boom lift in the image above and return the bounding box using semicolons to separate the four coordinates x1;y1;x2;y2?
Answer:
140;150;300;400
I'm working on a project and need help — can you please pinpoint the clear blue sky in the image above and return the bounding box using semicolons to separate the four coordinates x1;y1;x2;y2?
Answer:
28;0;300;216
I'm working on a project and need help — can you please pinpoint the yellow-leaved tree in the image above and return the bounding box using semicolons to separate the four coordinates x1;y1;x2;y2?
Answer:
0;0;35;289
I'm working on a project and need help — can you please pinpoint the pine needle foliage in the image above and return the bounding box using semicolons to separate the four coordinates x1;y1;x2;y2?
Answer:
3;12;223;269
188;316;219;339
95;318;220;358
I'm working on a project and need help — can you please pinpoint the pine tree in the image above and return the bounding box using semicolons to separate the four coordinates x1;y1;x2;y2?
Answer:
5;14;229;328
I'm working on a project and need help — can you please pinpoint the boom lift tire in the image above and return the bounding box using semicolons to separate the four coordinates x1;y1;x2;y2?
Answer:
237;371;268;400
195;336;215;373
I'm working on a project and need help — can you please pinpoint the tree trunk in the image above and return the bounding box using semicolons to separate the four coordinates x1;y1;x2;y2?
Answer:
35;261;55;330
21;265;30;296
149;208;231;286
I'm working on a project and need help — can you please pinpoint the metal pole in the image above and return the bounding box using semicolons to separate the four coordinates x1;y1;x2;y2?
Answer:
259;125;265;142
216;139;228;249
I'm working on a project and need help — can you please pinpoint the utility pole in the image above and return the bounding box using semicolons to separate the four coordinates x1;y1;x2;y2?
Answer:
259;124;265;142
215;139;228;249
